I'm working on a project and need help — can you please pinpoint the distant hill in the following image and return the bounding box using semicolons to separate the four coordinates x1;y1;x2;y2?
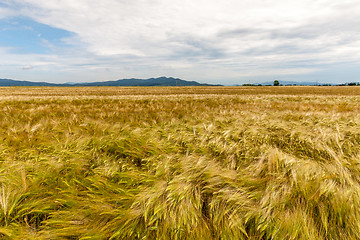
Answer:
257;80;333;86
0;77;219;87
71;77;219;86
0;78;59;86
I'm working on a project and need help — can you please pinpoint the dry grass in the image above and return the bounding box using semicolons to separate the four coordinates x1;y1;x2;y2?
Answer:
0;86;359;239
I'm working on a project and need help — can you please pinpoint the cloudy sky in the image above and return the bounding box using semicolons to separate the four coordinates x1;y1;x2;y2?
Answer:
0;0;359;85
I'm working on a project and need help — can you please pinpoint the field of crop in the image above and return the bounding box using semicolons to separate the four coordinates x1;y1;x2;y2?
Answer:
0;86;359;239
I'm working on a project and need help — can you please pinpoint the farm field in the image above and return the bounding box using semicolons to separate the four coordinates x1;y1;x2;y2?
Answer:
0;86;360;239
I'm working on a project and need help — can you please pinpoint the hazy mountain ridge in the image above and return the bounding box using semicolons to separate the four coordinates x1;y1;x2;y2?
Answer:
0;78;58;86
1;78;356;87
0;77;218;87
257;80;333;86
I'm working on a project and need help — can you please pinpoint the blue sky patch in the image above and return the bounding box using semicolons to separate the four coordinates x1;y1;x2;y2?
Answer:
0;17;74;54
0;2;9;7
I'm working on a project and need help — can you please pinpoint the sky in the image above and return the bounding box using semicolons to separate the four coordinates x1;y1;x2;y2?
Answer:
0;0;360;85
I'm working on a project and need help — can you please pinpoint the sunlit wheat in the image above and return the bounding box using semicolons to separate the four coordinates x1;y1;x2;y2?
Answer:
0;86;359;238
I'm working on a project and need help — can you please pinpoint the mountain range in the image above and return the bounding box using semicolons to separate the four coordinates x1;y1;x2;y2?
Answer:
0;77;218;87
255;80;332;86
1;78;351;87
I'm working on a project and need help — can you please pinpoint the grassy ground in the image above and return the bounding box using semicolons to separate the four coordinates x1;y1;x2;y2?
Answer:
0;86;359;239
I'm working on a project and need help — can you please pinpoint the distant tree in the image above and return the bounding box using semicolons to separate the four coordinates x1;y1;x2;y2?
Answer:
273;80;280;86
348;82;357;86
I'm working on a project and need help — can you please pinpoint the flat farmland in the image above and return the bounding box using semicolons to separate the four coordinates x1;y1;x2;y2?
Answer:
0;86;359;239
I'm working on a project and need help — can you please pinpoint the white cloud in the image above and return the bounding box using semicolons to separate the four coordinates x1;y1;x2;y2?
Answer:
2;0;360;83
11;0;346;56
0;6;15;18
22;65;33;70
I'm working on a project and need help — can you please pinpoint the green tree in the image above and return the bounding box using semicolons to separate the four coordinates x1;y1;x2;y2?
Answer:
273;80;280;86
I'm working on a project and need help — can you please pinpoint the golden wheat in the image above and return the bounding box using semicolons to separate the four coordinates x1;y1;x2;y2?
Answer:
0;86;359;239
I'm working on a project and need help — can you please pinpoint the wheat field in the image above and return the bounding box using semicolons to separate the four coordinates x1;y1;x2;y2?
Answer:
0;86;359;239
